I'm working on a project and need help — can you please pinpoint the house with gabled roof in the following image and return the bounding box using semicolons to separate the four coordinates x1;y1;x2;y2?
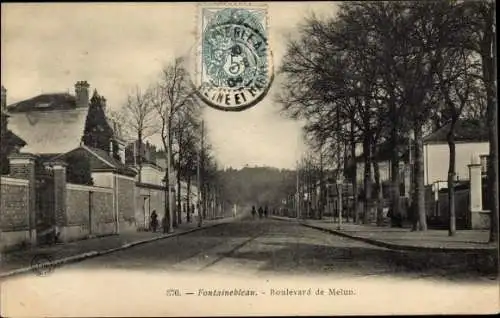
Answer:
423;118;489;187
2;81;140;245
5;81;134;178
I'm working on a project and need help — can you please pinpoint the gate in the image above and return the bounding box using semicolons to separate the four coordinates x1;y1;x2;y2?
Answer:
35;166;55;245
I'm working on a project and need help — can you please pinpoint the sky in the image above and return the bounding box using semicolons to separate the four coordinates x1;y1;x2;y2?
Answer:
1;2;338;169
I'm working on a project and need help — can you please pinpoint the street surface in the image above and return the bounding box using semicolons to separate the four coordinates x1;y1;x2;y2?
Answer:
2;217;498;316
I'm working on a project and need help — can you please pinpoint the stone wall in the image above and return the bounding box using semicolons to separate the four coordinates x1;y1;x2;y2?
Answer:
136;183;167;230
117;175;136;232
0;177;30;250
62;183;115;242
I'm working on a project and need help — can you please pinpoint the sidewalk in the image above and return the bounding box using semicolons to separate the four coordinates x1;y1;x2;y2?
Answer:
0;217;232;278
272;216;497;253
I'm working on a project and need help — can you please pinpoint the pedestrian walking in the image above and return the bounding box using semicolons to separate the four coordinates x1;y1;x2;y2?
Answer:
251;206;256;219
264;206;268;218
150;210;158;232
258;206;263;219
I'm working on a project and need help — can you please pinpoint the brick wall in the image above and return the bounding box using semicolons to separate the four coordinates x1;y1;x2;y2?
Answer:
66;187;89;227
63;183;115;241
1;177;31;251
91;190;115;233
1;177;30;231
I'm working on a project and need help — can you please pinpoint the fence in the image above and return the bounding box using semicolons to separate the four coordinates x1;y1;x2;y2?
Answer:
425;183;470;230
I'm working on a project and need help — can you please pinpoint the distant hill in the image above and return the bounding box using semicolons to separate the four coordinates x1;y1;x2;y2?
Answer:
218;166;297;208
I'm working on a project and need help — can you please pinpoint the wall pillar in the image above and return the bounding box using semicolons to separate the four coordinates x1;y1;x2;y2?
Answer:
45;160;68;240
468;154;490;229
8;153;37;245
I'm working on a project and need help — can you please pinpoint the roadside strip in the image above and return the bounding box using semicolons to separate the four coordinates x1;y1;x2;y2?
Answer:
271;216;497;254
0;220;229;280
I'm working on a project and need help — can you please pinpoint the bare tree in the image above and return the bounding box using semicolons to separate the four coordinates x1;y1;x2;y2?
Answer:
172;102;201;225
460;0;497;243
117;86;159;182
150;57;198;233
435;39;481;236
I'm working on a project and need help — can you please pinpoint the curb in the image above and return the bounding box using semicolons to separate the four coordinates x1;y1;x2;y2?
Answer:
270;216;496;254
301;222;497;254
270;216;299;222
0;220;229;280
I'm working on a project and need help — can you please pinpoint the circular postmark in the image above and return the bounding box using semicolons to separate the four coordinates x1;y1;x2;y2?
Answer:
31;253;55;276
195;7;273;111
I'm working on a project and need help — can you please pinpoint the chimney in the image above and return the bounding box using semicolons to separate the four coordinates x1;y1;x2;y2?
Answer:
1;85;6;111
75;81;90;108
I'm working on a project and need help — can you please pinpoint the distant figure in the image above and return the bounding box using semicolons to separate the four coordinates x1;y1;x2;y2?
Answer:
251;206;256;219
150;210;158;232
264;206;268;218
233;204;237;218
258;206;264;219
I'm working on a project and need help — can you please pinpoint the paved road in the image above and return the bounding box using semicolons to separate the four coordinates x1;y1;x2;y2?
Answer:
2;218;498;316
48;217;496;281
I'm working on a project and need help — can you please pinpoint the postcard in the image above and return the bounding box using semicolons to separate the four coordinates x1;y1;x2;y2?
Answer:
1;1;498;316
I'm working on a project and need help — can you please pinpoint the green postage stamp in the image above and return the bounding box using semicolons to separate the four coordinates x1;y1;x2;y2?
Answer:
195;3;273;111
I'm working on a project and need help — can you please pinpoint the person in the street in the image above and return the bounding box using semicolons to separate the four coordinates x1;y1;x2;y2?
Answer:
251;206;256;219
264;206;268;218
258;206;263;219
150;210;158;232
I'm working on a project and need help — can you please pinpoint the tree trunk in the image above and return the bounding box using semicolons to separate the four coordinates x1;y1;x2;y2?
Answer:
137;132;142;183
343;140;350;223
163;170;172;233
390;127;402;228
373;159;384;226
319;150;324;220
447;120;457;236
413;124;427;231
168;124;177;229
177;127;184;225
481;12;498;244
203;184;208;219
176;161;182;225
362;136;372;224
161;122;173;234
351;123;359;224
187;175;191;223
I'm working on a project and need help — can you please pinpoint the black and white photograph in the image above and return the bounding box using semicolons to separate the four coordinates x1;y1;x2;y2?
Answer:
0;1;498;316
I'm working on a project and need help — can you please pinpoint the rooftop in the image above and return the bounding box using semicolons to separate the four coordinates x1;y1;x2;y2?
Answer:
423;118;488;144
7;107;89;155
7;93;79;113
